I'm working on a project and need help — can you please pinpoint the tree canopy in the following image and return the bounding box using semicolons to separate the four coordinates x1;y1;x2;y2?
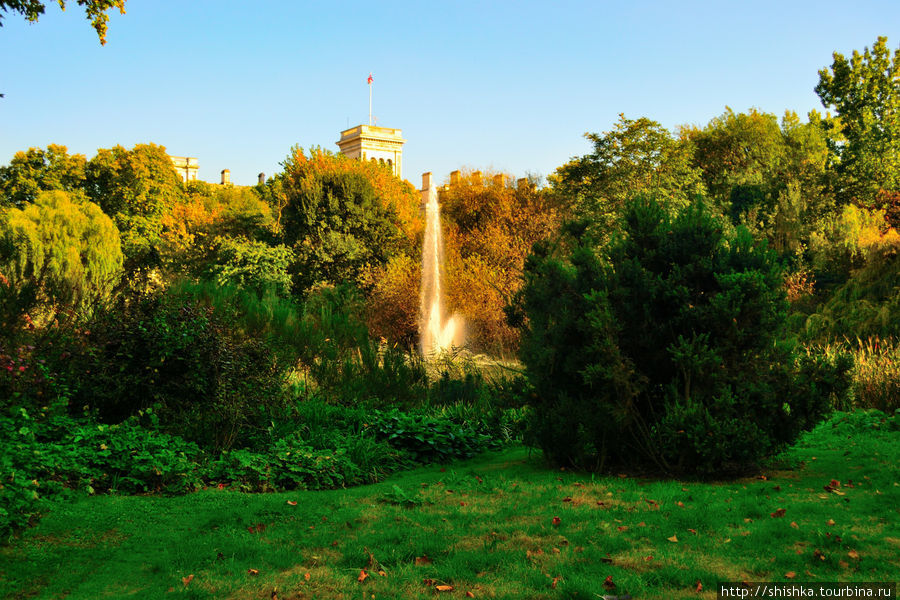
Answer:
0;144;87;208
816;36;900;206
0;0;125;44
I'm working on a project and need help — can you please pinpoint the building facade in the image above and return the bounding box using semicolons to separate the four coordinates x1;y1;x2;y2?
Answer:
336;125;405;178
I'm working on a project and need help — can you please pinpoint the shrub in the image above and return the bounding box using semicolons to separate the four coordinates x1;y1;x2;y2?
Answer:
370;408;494;463
516;199;851;474
65;283;288;450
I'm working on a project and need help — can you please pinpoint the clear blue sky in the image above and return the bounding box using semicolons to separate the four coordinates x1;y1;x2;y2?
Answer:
1;0;897;187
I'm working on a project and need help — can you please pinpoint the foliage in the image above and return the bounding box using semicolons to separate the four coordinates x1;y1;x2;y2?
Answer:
683;108;834;256
0;0;125;44
816;36;900;207
205;237;293;298
280;148;411;294
814;338;900;413
85;143;185;264
515;199;851;474
297;285;428;407
0;190;122;328
64;283;289;451
362;253;420;346
552;115;703;234
0;407;202;536
0;145;87;208
439;171;563;355
370;408;494;463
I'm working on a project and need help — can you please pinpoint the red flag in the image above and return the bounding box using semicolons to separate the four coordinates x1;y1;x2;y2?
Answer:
367;73;373;85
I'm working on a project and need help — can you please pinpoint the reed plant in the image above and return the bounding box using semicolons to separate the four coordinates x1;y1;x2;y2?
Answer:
816;336;900;412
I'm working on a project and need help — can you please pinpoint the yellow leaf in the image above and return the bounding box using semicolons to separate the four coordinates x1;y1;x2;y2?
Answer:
667;535;679;543
435;585;453;592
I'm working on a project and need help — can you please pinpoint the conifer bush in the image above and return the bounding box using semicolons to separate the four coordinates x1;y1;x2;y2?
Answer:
515;199;851;474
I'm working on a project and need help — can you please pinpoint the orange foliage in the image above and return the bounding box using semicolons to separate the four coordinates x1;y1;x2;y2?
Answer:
440;170;562;355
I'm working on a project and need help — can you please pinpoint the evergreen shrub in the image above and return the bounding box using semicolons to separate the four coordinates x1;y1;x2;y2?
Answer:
515;199;851;474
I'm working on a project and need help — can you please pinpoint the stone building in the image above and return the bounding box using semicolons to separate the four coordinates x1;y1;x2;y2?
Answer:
336;125;405;178
170;156;199;183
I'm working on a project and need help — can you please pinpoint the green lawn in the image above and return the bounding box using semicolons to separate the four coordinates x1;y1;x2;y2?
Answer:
1;411;898;599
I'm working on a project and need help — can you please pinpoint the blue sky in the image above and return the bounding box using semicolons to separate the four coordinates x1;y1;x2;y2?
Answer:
1;1;897;187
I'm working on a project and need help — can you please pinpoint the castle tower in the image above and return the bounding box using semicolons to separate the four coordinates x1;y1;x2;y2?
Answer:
337;125;405;178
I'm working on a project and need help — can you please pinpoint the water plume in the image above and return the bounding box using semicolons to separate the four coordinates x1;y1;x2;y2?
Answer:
419;180;463;355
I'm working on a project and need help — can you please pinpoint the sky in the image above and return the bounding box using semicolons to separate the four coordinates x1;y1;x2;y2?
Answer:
1;1;898;187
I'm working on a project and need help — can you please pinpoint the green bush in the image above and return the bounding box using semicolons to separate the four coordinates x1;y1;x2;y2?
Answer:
516;199;851;474
371;408;494;463
64;284;289;450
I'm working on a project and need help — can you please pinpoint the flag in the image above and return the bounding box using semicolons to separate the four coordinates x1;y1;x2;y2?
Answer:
367;73;373;85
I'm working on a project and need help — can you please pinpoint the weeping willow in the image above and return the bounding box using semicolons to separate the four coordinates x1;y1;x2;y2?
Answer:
0;190;123;324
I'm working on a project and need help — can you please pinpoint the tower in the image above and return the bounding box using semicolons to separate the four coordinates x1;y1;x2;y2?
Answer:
336;125;405;178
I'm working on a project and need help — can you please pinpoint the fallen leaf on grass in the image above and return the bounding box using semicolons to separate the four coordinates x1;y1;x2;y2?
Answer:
551;576;562;589
645;498;660;510
286;500;297;506
771;508;786;518
552;516;561;526
182;574;194;586
644;555;654;562
603;575;616;590
552;547;560;554
378;570;387;577
616;526;629;532
562;496;572;503
435;584;453;592
790;521;799;529
415;555;433;565
785;571;796;579
248;569;260;576
677;501;685;507
688;528;697;535
358;570;369;583
814;549;826;561
637;521;646;527
466;592;476;598
826;519;836;526
848;550;859;560
696;580;703;592
839;560;849;568
304;573;310;581
668;535;679;543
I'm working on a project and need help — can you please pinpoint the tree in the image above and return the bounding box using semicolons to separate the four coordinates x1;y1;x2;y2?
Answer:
0;0;125;44
279;148;408;294
515;198;850;474
0;144;87;208
552;114;703;234
0;190;122;327
85;143;184;264
683;108;835;255
815;36;900;206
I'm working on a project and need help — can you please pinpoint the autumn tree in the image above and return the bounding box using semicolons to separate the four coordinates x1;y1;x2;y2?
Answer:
439;171;563;355
0;190;122;328
816;36;900;207
552;114;703;234
0;144;87;208
0;0;126;44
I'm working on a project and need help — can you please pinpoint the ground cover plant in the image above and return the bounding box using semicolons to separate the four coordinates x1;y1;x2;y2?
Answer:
0;410;897;599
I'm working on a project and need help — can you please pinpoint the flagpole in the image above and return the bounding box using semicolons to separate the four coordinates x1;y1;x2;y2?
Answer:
368;73;373;126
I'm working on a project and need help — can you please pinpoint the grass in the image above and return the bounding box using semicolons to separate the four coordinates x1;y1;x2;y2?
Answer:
1;411;898;600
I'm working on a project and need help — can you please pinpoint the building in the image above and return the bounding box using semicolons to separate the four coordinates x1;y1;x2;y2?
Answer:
170;156;199;183
336;125;405;178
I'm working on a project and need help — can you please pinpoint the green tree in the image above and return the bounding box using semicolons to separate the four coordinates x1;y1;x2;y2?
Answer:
0;190;122;327
280;148;405;294
0;0;125;44
815;36;900;206
85;143;184;264
0;144;87;208
684;108;835;255
514;199;850;474
552;114;703;234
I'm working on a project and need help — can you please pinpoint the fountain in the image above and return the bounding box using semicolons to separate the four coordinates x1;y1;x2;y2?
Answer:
419;173;463;355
